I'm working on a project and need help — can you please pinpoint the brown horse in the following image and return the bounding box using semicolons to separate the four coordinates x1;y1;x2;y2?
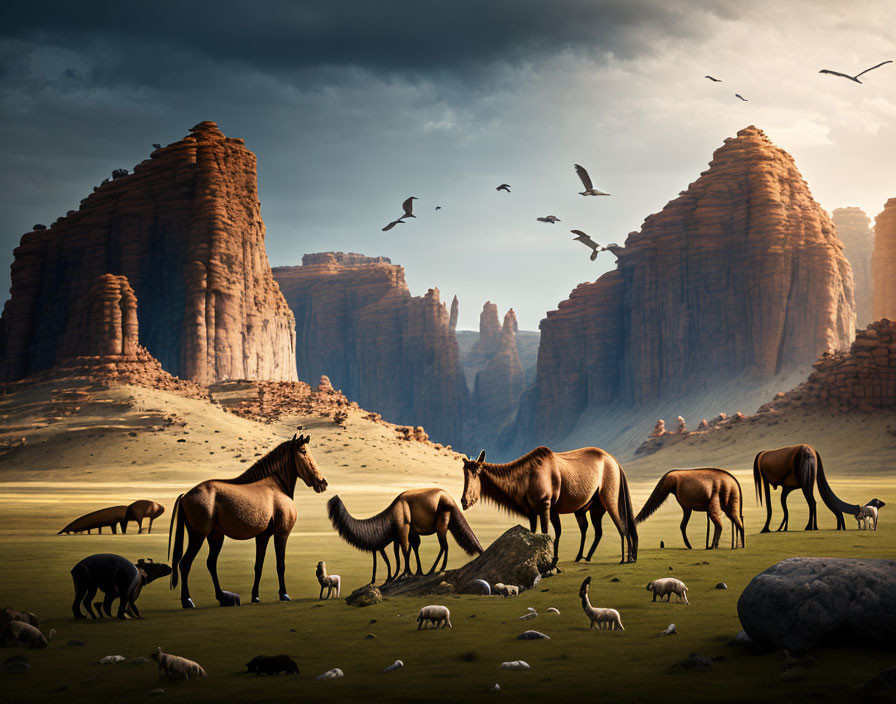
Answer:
635;468;745;549
125;500;165;534
168;433;327;608
327;488;483;582
753;444;859;532
460;447;637;564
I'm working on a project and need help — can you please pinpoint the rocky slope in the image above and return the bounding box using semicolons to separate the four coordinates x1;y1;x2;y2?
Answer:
272;253;468;445
509;126;856;449
0;121;296;385
873;198;896;321
471;309;524;442
833;207;874;326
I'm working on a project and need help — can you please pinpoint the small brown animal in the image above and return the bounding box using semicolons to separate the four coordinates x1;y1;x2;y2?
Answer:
0;622;54;648
126;500;166;534
0;607;38;628
152;647;207;680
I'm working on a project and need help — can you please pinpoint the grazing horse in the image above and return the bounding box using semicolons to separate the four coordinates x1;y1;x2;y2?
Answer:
327;488;483;582
125;500;165;534
753;444;859;532
168;434;328;608
635;468;745;549
460;447;637;564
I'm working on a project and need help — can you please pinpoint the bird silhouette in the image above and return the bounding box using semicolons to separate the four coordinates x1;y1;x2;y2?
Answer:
819;60;892;84
401;196;418;218
570;230;604;261
381;219;405;232
435;206;442;211
496;184;511;192
152;143;161;149
537;215;561;224
735;94;748;101
574;164;610;196
705;75;722;82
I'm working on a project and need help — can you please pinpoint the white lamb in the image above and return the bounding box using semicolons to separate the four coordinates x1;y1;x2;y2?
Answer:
493;583;519;597
416;605;452;629
646;578;690;604
151;647;208;681
856;505;879;531
579;577;624;631
315;561;341;599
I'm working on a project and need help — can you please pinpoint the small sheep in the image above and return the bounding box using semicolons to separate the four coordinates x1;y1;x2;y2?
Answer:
493;583;519;597
151;647;207;681
315;561;341;600
579;577;624;631
0;622;53;649
0;608;38;628
646;577;689;604
856;505;879;531
417;605;452;629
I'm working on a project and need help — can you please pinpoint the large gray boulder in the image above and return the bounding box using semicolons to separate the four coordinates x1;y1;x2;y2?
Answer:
379;525;554;597
737;557;896;652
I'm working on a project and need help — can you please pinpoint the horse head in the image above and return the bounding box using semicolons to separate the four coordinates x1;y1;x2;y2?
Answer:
461;450;486;510
292;433;328;493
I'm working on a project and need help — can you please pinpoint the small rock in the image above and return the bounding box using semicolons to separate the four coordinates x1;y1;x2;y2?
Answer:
546;607;559;615
149;688;165;695
668;566;674;571
500;660;531;671
67;639;84;647
369;619;377;624
609;577;620;583
715;582;728;590
364;633;377;640
519;608;537;620
490;683;501;692
98;655;126;665
3;655;30;674
517;630;550;640
678;653;712;671
382;660;403;673
316;667;344;680
128;656;150;665
346;585;382;607
658;623;677;637
729;630;753;646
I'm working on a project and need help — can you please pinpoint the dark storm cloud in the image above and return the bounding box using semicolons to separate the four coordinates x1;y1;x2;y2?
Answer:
2;0;736;87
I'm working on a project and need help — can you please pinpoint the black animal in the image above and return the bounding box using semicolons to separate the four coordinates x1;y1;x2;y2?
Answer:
866;498;886;509
246;654;299;675
71;554;171;620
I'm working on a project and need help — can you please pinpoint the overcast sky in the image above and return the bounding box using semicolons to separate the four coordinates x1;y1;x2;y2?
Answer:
1;1;894;330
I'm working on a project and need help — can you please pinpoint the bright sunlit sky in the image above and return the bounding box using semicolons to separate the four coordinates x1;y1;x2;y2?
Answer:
2;1;894;329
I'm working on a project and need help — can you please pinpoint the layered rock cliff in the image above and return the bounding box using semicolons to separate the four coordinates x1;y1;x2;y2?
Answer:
833;207;874;326
0;121;297;385
511;126;856;446
272;253;468;444
472;309;524;441
873;198;896;321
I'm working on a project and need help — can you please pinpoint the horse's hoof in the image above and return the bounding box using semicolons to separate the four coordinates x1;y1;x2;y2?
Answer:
279;593;291;602
182;598;195;609
252;596;260;603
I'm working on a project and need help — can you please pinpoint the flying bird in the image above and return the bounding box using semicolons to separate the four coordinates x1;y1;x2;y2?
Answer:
705;75;722;82
401;196;418;218
496;184;511;192
570;229;603;261
382;219;405;232
536;215;561;224
735;93;748;101
435;206;442;211
574;164;610;196
819;60;892;84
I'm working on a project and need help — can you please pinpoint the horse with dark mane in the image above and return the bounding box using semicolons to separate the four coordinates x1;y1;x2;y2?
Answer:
168;433;328;608
753;444;860;532
327;488;482;582
635;468;744;549
461;447;637;564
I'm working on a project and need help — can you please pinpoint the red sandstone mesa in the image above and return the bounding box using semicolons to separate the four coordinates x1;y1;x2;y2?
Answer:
872;198;896;321
0;121;296;385
513;125;856;445
833;207;874;326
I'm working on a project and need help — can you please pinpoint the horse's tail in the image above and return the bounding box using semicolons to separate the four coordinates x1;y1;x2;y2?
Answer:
813;449;858;529
753;452;763;507
168;493;185;589
448;503;483;556
326;495;394;552
619;469;638;560
635;471;673;523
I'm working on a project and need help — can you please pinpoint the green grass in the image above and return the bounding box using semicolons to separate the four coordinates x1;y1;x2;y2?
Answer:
1;474;894;703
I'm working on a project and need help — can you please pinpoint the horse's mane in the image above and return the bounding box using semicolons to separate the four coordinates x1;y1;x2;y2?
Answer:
225;440;293;484
478;447;553;517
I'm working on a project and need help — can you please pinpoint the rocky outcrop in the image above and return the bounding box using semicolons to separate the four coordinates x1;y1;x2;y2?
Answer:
449;295;459;331
873;198;896;321
738;557;896;652
472;309;524;439
833;207;874;326
272;253;468;444
511;126;856;445
0;121;297;385
757;318;896;414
